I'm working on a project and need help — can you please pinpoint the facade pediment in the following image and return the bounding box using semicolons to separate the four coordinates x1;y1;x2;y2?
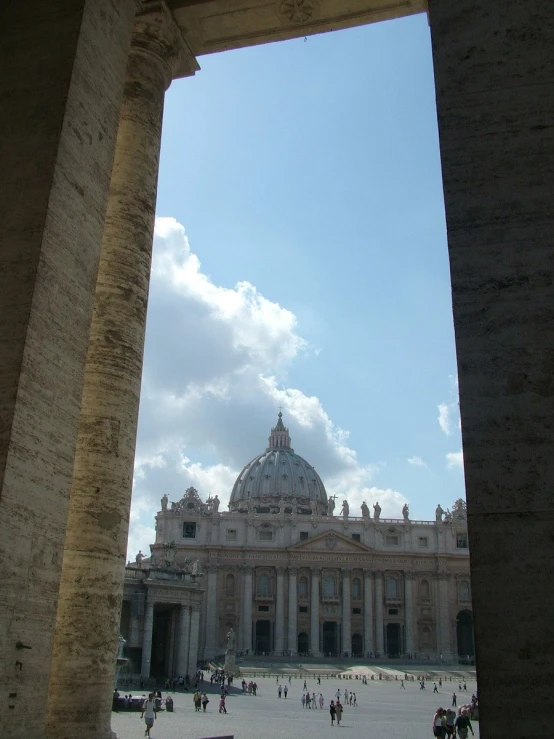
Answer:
288;530;374;554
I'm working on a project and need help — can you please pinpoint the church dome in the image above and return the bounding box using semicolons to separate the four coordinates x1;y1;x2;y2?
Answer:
229;412;328;513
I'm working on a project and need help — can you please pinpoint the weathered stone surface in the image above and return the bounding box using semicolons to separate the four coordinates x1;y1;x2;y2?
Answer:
45;6;198;738
429;0;554;735
0;2;136;737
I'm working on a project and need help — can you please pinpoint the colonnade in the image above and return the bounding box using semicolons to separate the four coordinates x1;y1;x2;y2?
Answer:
203;566;453;659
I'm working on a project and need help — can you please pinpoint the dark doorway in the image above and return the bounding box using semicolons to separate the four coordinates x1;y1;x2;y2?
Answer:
351;633;363;657
297;632;309;655
457;610;475;659
386;623;402;657
255;620;271;654
322;621;338;656
151;608;172;676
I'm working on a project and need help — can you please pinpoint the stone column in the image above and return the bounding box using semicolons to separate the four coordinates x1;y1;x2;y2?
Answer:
46;6;199;737
141;601;155;678
404;572;414;655
176;605;191;676
0;4;136;737
341;570;351;657
363;570;374;655
429;1;554;734
204;565;219;659
374;572;384;655
187;608;201;677
242;567;253;653
310;569;321;657
275;567;285;654
437;574;452;660
287;568;298;655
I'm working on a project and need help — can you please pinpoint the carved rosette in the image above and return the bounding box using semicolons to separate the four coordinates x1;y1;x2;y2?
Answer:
277;0;318;25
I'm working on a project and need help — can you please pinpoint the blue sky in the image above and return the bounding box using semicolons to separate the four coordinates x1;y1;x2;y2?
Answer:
128;13;465;557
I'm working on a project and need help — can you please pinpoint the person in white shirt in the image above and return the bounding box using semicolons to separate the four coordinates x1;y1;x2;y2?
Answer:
141;693;157;737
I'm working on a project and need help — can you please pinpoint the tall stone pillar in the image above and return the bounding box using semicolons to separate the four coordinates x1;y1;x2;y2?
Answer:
176;605;191;676
341;570;351;657
187;609;200;677
404;572;414;655
429;1;554;734
204;565;219;659
287;568;298;655
437;574;452;660
0;3;136;737
141;601;155;678
363;571;374;656
374;572;384;655
310;569;321;657
242;567;253;653
46;6;199;738
275;568;285;654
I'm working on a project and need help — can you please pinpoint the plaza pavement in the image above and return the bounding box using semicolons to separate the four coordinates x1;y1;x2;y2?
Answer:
112;675;479;739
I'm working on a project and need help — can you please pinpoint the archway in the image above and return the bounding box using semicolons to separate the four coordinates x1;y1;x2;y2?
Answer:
351;633;363;657
457;610;475;661
255;620;271;654
322;622;338;656
297;632;309;655
386;623;402;657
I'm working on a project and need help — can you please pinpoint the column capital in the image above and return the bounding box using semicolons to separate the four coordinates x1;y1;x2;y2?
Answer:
363;569;374;580
205;563;219;573
404;571;416;581
288;567;298;576
276;566;286;576
437;572;451;581
133;0;199;87
311;566;322;576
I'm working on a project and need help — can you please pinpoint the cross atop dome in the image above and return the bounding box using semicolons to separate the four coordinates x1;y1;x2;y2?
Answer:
269;411;292;449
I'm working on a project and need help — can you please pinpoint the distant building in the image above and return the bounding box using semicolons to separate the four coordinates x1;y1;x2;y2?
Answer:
131;414;473;676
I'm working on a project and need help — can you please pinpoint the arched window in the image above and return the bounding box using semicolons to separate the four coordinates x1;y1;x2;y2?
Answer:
459;580;470;602
420;579;430;600
324;575;336;597
386;577;398;599
258;573;271;596
351;578;362;600
225;574;235;596
298;577;308;599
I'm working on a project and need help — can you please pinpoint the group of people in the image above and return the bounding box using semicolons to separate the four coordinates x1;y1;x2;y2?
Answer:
329;699;344;726
432;706;474;738
242;679;259;695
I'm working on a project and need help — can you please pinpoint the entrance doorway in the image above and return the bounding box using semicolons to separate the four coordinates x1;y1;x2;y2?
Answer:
322;621;338;656
151;607;172;676
297;632;309;655
351;633;363;657
386;623;402;657
457;610;475;660
255;620;271;654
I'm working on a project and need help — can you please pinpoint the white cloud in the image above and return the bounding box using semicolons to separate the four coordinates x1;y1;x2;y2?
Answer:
128;218;407;558
446;450;464;470
407;455;427;468
438;403;451;436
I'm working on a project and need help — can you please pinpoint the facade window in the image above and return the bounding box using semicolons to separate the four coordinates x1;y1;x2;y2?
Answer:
418;536;428;548
259;530;273;542
258;605;269;612
299;531;309;540
299;606;308;613
225;574;235;596
351;578;362;600
420;579;430;601
456;533;469;549
421;626;432;647
385;534;399;546
298;577;309;599
388;608;399;615
323;576;336;598
226;529;237;541
352;607;361;615
386;577;399;599
459;580;471;602
183;522;196;539
257;573;271;596
351;533;361;542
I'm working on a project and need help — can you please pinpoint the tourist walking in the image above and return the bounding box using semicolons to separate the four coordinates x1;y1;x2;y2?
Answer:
278;685;282;698
454;708;475;739
445;708;456;737
193;689;201;711
301;694;306;709
140;693;156;738
284;685;288;698
400;680;405;689
433;683;439;693
335;699;343;726
319;693;324;709
201;692;209;712
329;700;336;726
452;692;457;707
432;707;446;738
219;695;227;714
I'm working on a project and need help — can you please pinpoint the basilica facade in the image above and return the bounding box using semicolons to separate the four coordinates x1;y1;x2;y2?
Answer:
137;414;473;676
